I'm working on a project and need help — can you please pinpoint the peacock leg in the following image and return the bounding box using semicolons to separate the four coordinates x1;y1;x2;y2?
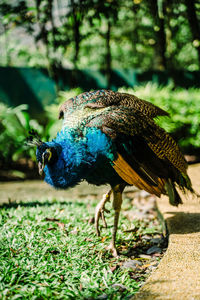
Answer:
107;184;124;257
95;189;112;236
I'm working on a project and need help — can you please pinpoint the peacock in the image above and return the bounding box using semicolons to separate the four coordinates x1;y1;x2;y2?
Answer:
30;89;194;256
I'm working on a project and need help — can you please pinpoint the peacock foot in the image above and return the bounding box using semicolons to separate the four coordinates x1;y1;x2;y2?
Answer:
95;190;112;236
106;241;118;257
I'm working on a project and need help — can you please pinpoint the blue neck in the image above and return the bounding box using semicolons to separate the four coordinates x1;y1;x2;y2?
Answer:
43;127;116;189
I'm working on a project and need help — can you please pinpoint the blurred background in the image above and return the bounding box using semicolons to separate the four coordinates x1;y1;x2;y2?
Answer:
0;0;200;181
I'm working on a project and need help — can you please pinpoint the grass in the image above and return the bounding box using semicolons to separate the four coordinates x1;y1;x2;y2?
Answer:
0;193;163;299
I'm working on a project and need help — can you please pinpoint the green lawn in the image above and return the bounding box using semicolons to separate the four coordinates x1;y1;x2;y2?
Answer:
0;194;163;299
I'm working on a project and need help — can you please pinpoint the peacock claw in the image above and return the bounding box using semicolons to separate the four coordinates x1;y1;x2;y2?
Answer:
95;190;112;236
106;242;118;257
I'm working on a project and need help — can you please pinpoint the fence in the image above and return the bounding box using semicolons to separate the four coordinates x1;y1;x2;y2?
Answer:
0;66;199;117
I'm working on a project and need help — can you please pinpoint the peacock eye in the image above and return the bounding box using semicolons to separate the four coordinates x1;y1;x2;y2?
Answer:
42;148;52;163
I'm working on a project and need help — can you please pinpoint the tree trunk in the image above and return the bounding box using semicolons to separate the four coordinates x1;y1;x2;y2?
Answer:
72;0;81;69
70;0;82;87
3;24;11;66
164;0;174;69
185;0;200;68
131;3;139;66
106;19;112;89
35;0;61;93
148;0;167;70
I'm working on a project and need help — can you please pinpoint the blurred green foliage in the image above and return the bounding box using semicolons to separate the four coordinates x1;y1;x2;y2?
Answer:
119;84;200;151
0;0;199;75
0;88;82;163
0;103;41;163
0;85;199;165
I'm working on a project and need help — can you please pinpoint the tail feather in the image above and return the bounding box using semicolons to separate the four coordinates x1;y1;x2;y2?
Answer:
165;179;183;206
179;173;194;193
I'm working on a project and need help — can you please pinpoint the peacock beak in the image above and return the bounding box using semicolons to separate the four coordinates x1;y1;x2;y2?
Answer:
38;161;44;175
38;149;52;175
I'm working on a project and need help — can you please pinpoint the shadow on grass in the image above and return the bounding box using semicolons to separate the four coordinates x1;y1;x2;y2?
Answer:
0;200;86;210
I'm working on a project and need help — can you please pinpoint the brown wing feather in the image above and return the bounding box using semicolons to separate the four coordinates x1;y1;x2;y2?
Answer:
85;90;169;118
88;107;187;175
113;153;166;197
58;89;168;120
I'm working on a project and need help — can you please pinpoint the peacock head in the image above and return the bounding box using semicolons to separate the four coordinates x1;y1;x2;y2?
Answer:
26;130;62;176
36;143;62;175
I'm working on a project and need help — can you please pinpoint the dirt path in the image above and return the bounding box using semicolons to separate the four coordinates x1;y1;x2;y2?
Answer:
133;163;200;300
0;180;108;204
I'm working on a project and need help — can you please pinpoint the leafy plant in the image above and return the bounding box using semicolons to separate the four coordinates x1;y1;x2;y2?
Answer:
0;88;83;164
0;103;40;162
